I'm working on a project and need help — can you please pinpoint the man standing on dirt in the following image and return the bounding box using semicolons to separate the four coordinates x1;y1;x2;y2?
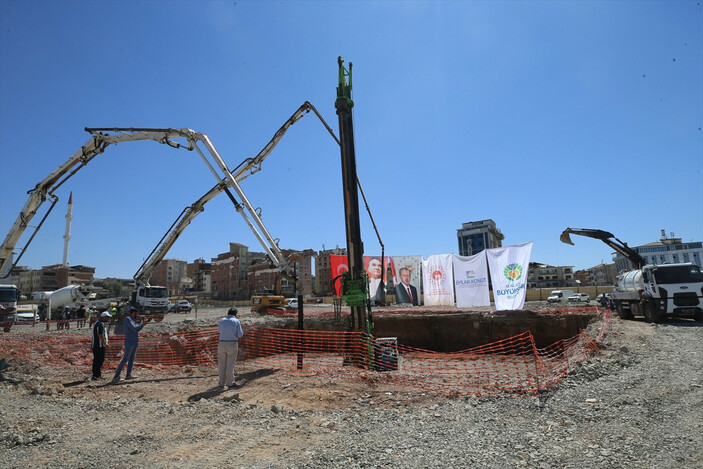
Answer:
217;307;244;389
112;309;149;383
91;311;112;380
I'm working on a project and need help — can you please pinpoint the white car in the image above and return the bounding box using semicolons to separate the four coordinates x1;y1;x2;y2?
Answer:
568;293;590;303
174;300;192;312
286;298;298;309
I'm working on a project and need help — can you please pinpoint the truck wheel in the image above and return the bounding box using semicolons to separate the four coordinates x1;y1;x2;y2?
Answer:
643;302;662;323
616;301;632;320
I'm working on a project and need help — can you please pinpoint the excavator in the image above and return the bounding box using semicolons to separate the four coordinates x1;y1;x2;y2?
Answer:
559;228;646;269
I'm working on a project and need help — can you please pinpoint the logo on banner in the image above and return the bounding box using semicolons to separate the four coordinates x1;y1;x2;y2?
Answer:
429;265;446;287
503;263;522;281
496;263;526;298
465;270;475;279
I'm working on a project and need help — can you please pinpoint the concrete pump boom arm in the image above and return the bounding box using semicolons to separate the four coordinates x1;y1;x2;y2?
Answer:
0;128;214;276
0;127;291;278
130;102;340;286
559;227;646;269
132;181;228;286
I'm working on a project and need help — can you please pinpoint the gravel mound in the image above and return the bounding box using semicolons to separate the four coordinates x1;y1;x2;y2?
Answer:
1;316;701;468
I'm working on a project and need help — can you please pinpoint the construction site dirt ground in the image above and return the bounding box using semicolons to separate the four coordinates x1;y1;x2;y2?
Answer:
1;303;702;468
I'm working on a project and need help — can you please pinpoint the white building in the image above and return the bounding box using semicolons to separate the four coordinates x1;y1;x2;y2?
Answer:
613;230;703;272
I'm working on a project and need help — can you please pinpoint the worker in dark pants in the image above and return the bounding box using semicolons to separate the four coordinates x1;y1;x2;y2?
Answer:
91;311;112;380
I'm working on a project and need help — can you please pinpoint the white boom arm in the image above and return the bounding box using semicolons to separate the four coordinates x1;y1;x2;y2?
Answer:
2;102;341;286
133;102;341;285
0;127;291;277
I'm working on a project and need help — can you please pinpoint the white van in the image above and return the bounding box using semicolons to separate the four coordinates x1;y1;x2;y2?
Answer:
547;290;575;303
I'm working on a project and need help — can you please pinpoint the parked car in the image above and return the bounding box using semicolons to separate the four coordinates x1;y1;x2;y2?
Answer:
285;298;298;310
168;302;176;312
547;290;575;303
175;300;192;313
568;293;590;303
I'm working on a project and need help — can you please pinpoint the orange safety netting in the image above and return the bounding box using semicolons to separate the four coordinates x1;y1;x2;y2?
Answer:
0;309;610;397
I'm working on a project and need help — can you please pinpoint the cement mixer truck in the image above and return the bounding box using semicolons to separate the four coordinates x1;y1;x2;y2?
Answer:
560;228;703;323
39;285;91;319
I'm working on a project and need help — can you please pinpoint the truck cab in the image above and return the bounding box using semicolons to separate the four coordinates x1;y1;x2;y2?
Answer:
642;263;703;321
613;263;703;322
131;286;169;314
0;284;19;332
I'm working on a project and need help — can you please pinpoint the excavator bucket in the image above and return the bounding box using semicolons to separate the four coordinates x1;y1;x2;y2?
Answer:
560;229;575;245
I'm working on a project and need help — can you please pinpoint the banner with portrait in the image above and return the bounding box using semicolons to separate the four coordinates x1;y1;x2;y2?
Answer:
363;256;393;304
392;255;422;305
422;254;455;306
485;242;533;311
452;252;490;307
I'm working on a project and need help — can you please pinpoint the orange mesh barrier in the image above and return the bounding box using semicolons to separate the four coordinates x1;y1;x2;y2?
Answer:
0;309;609;397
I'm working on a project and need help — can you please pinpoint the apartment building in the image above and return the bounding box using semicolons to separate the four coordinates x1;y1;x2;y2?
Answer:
211;243;250;300
314;246;347;296
587;263;617;286
246;249;314;297
526;262;575;288
17;264;95;294
151;259;188;296
187;258;212;294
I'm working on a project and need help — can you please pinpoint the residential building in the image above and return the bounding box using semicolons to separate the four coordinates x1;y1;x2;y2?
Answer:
574;269;589;287
283;249;314;296
187;258;212;294
247;259;283;296
613;230;703;271
18;269;45;294
3;265;28;292
526;262;575;288
211;243;249;300
587;263;617;286
457;219;504;256
17;264;95;294
247;249;314;297
314;246;347;296
151;259;188;296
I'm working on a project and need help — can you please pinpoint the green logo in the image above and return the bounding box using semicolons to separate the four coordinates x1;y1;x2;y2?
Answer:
504;263;522;281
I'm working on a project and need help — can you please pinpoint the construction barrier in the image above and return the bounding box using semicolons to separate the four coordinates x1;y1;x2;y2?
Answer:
0;309;610;397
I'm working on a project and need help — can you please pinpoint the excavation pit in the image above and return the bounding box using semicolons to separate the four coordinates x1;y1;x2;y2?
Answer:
282;308;599;351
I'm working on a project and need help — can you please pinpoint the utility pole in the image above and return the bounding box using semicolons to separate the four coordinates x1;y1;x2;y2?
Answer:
335;56;366;331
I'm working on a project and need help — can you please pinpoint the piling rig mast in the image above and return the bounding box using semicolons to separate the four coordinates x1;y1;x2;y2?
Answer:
335;56;368;331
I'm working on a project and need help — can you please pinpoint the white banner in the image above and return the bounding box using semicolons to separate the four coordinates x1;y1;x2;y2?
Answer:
452;252;490;307
422;254;455;306
486;242;533;310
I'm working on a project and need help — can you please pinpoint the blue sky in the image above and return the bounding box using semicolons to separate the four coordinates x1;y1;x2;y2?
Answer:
1;0;701;279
